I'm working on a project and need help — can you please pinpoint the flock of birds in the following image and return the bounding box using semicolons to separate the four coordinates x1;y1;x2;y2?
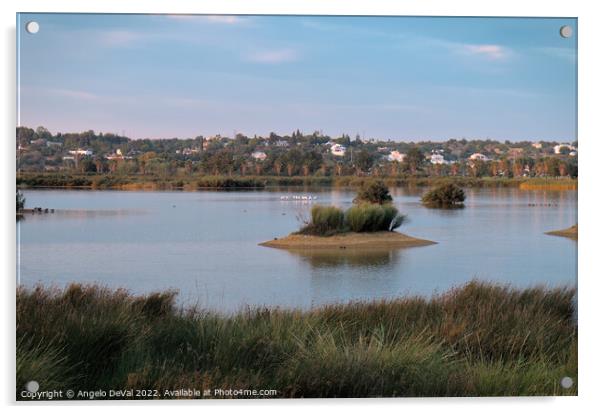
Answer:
279;195;318;201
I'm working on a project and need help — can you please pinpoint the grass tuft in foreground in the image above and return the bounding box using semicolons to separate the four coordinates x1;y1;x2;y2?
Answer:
16;281;577;399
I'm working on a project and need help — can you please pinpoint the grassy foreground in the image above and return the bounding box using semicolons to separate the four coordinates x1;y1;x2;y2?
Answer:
17;281;577;399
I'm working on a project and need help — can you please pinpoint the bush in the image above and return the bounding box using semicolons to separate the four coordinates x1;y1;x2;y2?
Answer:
297;205;346;236
421;183;465;208
311;205;345;234
353;180;393;205
345;204;403;232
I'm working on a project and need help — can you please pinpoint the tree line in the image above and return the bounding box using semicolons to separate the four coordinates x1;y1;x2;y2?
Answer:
16;126;578;178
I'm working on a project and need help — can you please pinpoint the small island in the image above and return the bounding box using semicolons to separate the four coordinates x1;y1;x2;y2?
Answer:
546;224;578;240
260;231;435;249
260;181;436;250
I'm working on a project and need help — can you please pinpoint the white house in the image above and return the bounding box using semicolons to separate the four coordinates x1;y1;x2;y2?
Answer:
251;151;267;161
387;151;406;162
469;153;489;162
430;153;448;165
554;144;577;154
68;149;93;156
182;147;200;156
331;144;347;157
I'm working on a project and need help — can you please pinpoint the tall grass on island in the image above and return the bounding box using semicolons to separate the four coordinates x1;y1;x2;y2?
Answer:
17;281;576;399
296;204;405;236
296;181;405;236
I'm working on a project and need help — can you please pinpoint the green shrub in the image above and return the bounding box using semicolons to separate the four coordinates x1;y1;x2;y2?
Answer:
312;205;345;232
345;204;403;232
421;183;465;208
353;180;393;205
297;205;346;236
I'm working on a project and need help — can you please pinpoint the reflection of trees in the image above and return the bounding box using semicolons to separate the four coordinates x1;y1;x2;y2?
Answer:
286;248;400;269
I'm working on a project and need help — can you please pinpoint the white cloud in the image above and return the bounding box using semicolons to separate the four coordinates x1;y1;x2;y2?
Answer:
99;30;146;47
460;44;510;60
246;48;299;64
204;15;244;24
47;88;99;101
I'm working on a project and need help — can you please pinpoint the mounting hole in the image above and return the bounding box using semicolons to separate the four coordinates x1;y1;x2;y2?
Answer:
559;25;573;38
26;21;39;34
25;380;40;392
560;376;574;389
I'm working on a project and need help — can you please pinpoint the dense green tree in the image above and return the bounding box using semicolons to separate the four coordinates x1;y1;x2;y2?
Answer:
405;147;424;174
354;150;374;174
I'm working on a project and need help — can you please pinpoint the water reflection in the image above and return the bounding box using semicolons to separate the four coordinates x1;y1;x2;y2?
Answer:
301;248;407;308
285;247;401;269
25;209;147;221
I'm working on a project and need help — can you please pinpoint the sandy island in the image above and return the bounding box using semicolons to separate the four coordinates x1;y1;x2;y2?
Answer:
545;224;578;240
259;231;436;250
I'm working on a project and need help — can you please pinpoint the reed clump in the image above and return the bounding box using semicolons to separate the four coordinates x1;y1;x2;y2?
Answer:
296;204;405;236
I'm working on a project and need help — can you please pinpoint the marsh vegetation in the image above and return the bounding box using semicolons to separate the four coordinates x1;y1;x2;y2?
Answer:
16;281;577;398
295;181;406;237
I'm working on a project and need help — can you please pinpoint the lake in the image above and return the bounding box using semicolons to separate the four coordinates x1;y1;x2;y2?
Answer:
17;187;577;313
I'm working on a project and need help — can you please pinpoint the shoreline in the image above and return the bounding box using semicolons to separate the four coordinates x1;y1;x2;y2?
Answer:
259;231;436;249
16;173;578;191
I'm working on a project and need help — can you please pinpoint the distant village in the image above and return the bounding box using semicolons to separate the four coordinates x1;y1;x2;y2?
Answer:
16;126;578;178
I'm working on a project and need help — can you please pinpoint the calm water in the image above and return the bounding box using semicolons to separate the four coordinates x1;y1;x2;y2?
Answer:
17;188;577;312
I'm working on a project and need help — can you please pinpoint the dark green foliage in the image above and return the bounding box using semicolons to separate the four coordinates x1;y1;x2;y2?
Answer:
16;281;577;398
345;204;402;232
421;183;466;208
354;150;374;173
353;180;393;205
196;176;265;189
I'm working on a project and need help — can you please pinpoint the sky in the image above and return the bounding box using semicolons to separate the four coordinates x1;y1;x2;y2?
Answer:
17;14;577;141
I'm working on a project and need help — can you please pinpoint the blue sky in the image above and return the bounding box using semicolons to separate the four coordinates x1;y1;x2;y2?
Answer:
17;14;577;141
